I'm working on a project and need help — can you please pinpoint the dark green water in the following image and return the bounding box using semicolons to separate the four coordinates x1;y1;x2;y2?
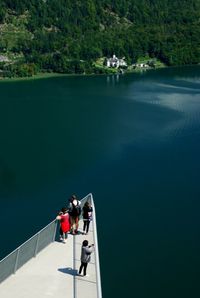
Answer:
0;66;200;297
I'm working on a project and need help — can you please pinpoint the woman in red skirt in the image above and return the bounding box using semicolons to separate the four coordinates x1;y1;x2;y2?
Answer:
56;207;70;243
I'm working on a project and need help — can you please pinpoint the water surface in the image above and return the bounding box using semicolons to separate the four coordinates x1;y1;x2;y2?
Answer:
0;66;200;298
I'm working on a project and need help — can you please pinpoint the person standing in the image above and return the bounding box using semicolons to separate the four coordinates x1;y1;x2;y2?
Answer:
78;240;94;276
68;195;81;234
56;207;70;243
82;201;93;235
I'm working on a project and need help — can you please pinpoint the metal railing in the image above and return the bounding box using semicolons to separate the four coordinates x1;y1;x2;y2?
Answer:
73;193;93;298
0;219;57;284
73;193;102;298
90;193;102;298
0;193;102;298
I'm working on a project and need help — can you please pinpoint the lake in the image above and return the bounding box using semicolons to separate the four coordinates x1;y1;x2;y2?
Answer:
0;66;200;298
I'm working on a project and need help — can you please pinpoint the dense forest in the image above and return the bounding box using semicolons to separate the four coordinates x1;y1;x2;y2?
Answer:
0;0;200;77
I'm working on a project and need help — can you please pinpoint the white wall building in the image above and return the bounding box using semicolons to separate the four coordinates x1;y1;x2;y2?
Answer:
106;55;127;68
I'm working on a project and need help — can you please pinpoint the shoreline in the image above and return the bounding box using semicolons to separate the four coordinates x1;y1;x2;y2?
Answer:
0;64;198;83
0;67;167;83
0;72;76;83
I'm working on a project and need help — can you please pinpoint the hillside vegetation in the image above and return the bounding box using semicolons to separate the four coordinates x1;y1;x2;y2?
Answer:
0;0;200;77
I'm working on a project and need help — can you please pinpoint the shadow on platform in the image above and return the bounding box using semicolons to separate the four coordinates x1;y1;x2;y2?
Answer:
58;267;78;276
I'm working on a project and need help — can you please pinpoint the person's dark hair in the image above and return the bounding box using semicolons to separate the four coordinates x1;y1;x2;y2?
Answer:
69;194;77;203
82;240;88;247
84;201;89;207
61;207;67;213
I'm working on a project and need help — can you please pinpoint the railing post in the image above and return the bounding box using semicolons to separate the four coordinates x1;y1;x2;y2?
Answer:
52;220;57;242
34;232;40;257
14;248;20;274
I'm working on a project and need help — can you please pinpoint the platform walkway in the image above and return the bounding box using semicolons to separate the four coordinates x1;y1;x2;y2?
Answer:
0;218;99;298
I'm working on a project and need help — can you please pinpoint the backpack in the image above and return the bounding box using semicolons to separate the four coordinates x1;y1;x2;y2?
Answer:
70;203;81;217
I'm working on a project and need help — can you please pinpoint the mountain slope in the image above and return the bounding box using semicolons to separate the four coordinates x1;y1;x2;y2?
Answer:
0;0;200;76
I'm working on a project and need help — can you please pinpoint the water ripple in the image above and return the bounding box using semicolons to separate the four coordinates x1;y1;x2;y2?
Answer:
156;82;200;92
127;79;200;140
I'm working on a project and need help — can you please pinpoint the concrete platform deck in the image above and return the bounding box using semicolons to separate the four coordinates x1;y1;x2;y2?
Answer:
0;219;100;298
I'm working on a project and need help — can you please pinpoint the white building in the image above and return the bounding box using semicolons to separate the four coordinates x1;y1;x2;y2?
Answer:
106;55;127;68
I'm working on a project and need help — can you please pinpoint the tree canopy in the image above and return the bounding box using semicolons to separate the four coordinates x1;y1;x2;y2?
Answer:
0;0;200;76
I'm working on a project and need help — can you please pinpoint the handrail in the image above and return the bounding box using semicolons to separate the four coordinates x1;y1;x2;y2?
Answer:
73;193;102;298
90;193;102;298
0;193;102;298
0;218;57;264
0;194;88;264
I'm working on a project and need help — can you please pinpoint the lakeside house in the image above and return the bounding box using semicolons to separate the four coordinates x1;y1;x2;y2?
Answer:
132;59;157;69
105;55;127;68
136;63;149;68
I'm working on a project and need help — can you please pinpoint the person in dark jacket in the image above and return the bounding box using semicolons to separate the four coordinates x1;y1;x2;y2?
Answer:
68;195;81;234
78;240;94;276
82;201;93;235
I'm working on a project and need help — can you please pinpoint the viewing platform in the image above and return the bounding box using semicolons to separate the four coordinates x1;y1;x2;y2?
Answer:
0;194;102;298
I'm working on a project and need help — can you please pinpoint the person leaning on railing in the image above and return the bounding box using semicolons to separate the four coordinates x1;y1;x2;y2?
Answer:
56;207;70;243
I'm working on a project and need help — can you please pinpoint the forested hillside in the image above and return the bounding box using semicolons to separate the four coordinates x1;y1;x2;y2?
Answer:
0;0;200;77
